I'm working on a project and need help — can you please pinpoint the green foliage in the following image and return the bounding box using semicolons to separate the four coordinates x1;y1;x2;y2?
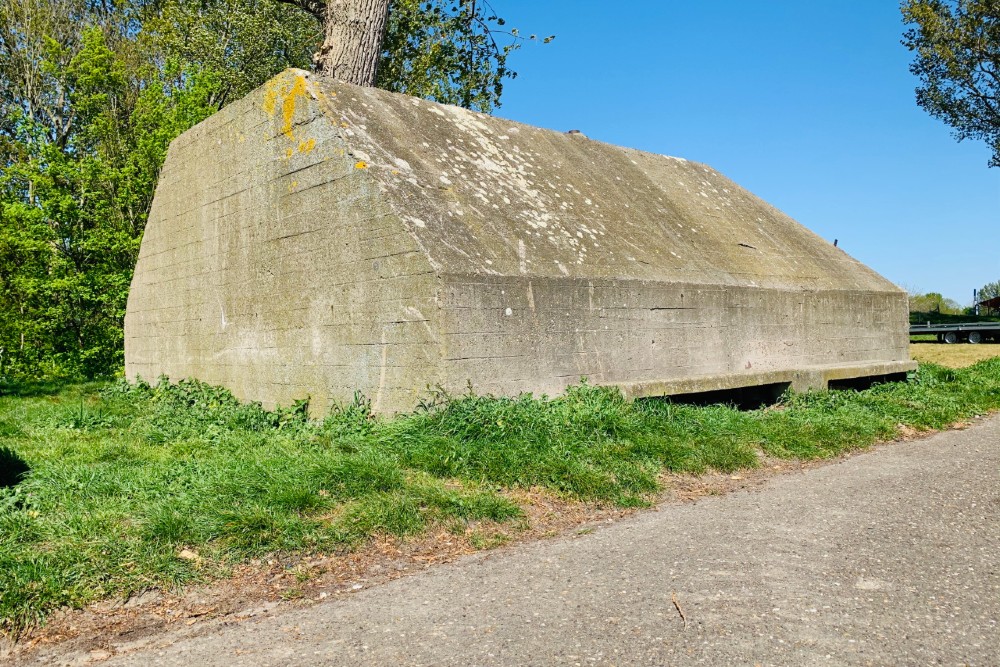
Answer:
377;0;551;112
902;0;1000;167
907;291;963;314
142;0;319;107
0;0;544;380
4;363;1000;635
978;280;1000;302
0;17;220;381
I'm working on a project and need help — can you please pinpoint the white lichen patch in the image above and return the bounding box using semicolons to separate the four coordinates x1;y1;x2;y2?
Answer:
305;78;852;288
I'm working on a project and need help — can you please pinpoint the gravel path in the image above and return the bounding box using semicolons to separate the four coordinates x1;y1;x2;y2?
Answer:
89;417;1000;666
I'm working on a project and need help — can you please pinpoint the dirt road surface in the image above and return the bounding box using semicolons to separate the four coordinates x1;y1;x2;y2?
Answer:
34;417;1000;666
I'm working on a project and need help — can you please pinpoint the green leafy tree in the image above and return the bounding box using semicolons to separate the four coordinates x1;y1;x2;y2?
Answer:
275;0;548;111
908;291;962;314
141;0;320;107
377;0;550;111
0;0;543;379
978;280;1000;301
902;0;1000;167
0;17;219;379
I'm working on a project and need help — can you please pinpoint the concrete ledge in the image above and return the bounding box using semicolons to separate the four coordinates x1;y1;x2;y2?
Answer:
607;360;919;400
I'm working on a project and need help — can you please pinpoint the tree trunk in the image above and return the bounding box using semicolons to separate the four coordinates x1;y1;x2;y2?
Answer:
314;0;391;86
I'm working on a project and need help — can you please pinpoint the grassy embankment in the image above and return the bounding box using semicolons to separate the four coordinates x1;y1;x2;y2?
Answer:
910;341;1000;367
2;353;1000;635
909;311;1000;347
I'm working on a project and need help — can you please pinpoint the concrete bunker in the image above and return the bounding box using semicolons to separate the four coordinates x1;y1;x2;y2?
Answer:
125;69;915;414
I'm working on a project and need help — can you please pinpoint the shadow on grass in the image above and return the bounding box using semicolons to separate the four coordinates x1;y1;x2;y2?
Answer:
0;380;70;399
0;446;29;488
654;382;792;411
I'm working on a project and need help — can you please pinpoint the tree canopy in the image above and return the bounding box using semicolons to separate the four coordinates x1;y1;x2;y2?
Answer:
0;0;542;381
908;291;963;314
272;0;549;112
978;280;1000;302
902;0;1000;167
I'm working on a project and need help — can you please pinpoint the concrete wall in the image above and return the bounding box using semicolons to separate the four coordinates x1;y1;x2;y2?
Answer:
435;276;910;398
125;72;443;413
126;69;914;413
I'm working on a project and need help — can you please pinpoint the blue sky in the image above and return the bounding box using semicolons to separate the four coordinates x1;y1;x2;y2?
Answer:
488;1;999;306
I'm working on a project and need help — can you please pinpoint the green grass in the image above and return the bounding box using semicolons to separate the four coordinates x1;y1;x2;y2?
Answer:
2;360;1000;635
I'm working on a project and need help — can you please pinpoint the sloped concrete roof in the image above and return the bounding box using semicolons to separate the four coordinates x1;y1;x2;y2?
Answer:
267;69;895;292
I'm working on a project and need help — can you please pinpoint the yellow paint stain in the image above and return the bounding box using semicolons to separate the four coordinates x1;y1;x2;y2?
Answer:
285;148;294;159
262;81;279;115
262;72;311;141
341;121;349;128
355;161;368;170
298;138;316;153
280;75;308;140
288;180;299;192
391;169;400;176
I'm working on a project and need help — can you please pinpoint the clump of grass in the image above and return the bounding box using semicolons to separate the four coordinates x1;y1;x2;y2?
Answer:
379;382;758;503
2;360;1000;635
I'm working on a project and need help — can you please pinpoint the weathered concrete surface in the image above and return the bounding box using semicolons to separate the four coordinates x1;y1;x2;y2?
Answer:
125;69;913;413
91;416;1000;667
